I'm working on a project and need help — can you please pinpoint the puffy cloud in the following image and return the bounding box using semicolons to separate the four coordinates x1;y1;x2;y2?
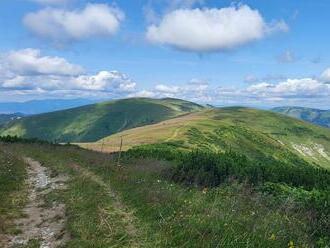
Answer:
23;4;124;43
132;76;330;106
320;68;330;82
155;84;180;94
4;48;84;76
246;78;330;98
73;71;136;92
136;79;212;102
0;49;136;97
146;5;288;52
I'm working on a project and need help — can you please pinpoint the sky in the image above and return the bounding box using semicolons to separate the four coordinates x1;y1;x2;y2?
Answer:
0;0;330;108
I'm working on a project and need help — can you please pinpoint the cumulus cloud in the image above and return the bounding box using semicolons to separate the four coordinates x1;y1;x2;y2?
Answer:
246;78;330;98
73;71;136;92
130;79;211;102
131;76;330;107
0;49;136;97
146;5;288;52
23;3;124;43
320;68;330;82
4;48;84;76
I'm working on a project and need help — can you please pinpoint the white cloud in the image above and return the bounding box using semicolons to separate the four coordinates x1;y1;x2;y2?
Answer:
130;90;156;98
246;78;330;98
136;79;211;102
23;3;124;43
0;49;137;97
321;68;330;82
146;5;288;52
5;48;84;76
155;84;180;94
132;76;330;106
73;71;136;92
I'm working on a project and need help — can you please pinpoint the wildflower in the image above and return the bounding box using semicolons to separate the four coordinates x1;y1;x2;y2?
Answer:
269;234;276;240
288;241;294;248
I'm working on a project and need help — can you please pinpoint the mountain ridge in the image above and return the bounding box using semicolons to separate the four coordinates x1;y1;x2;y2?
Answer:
91;107;330;169
0;98;204;142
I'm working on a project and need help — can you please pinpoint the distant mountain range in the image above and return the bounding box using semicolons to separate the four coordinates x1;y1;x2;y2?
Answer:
0;99;97;115
272;106;330;128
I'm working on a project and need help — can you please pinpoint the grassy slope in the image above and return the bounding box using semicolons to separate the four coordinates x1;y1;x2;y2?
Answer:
2;143;316;247
273;106;330;128
0;98;204;143
0;146;27;244
0;113;24;127
92;107;330;169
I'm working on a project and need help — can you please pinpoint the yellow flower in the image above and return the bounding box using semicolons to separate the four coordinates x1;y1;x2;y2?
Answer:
269;234;276;240
288;241;294;248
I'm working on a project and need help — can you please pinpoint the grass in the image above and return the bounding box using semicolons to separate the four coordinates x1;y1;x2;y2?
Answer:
0;98;204;143
0;145;27;242
6;143;145;248
91;107;330;169
1;142;323;247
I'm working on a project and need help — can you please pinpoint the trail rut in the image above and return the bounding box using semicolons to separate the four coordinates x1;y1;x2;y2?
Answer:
7;158;69;248
69;163;140;246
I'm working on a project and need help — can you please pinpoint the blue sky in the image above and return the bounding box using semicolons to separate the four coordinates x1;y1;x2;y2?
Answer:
0;0;329;108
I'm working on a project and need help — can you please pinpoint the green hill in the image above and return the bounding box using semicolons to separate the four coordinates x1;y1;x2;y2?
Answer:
0;113;24;127
0;98;204;142
93;107;330;169
273;106;330;128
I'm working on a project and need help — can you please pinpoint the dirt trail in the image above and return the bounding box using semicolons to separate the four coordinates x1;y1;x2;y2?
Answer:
69;164;140;246
8;158;69;248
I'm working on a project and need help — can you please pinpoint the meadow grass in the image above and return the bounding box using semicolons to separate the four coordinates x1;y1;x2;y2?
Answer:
91;107;330;169
2;143;320;247
0;144;28;241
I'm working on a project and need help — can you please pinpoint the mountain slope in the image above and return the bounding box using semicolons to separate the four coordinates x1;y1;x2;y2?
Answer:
93;107;330;169
0;99;96;115
0;113;24;127
273;106;330;128
0;98;204;142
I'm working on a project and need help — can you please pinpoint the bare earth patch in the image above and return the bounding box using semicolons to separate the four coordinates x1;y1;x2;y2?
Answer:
7;158;69;248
